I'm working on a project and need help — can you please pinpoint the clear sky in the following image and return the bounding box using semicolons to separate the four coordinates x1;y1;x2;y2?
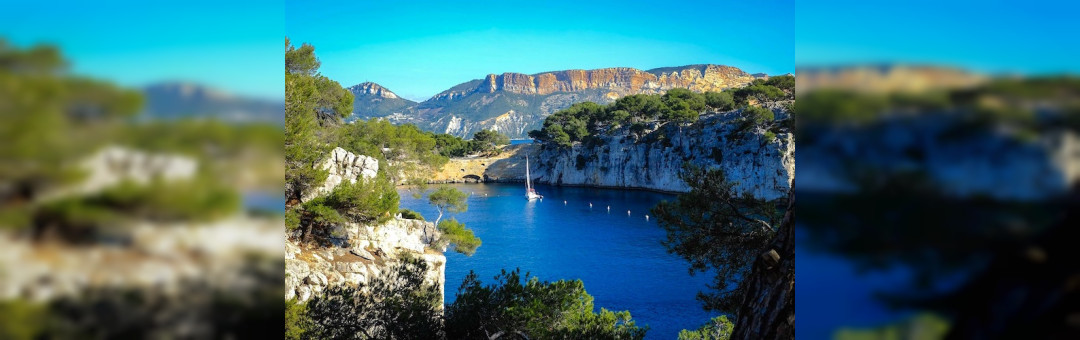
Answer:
1;0;283;100
286;0;795;102
796;0;1080;75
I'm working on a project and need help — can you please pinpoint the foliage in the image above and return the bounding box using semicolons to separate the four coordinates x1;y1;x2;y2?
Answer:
285;299;309;340
444;268;648;339
705;91;736;112
427;185;468;226
743;106;775;125
35;175;239;242
651;166;783;312
398;208;424;220
470;129;511;153
763;131;777;144
291;173;399;244
528;80;793;147
0;300;47;340
763;74;795;91
436;218;481;256
678;315;734;340
833;313;949;340
285;37;353;202
0;40;142;227
431;132;474;157
302;257;443;339
337;119;449;178
733;84;787;106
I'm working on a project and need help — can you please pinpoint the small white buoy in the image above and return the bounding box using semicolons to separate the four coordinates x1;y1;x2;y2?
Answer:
589;202;593;208
645;215;650;221
607;206;610;212
627;210;631;216
564;200;567;205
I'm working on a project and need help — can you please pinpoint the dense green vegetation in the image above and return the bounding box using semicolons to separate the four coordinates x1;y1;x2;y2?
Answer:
677;315;734;340
428;128;510;157
446;269;648;339
286;260;647;339
529;75;794;148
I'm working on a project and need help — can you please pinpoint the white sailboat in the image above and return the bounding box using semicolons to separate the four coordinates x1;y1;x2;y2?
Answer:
525;155;542;200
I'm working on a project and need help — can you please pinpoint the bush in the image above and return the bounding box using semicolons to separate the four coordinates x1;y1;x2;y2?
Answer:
321;173;399;225
437;218;481;255
302;257;443;339
764;74;795;91
398;208;424;220
743;106;775;125
677;315;734;340
445;269;648;339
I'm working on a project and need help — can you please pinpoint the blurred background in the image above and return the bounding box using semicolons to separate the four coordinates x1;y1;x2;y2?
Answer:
796;1;1079;339
0;1;284;338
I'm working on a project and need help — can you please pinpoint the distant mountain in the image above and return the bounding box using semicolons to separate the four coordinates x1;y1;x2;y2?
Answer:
349;64;765;138
141;82;283;123
346;82;417;122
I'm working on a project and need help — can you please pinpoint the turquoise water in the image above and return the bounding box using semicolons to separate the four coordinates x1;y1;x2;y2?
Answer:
399;183;715;339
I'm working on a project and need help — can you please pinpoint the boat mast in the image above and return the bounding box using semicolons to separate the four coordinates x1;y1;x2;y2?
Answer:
526;155;532;191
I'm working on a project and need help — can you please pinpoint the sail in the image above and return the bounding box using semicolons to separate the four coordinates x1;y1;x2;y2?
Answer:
526;155;532;191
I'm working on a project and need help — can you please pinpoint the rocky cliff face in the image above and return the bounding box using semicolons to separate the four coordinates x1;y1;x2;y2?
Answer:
534;110;794;199
467;65;757;96
285;217;445;303
428;110;795;199
349;82;401;99
287;147;446;303
352;64;766;138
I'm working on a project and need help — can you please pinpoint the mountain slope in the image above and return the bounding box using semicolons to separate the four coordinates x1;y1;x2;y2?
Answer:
350;64;765;138
142;82;283;123
347;82;417;121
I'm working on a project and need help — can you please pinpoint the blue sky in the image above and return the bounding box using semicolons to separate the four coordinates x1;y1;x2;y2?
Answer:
1;0;283;100
797;0;1080;75
287;1;795;101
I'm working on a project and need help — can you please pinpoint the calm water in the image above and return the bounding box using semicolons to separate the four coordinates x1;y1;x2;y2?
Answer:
399;183;715;339
509;139;535;145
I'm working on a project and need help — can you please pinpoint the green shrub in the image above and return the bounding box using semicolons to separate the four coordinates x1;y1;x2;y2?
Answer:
399;208;424;220
437;218;481;255
677;315;733;340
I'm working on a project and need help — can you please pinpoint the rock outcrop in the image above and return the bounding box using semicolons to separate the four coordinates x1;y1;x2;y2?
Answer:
288;147;446;303
40;146;197;201
302;147;380;201
349;82;402;99
285;217;445;303
534;110;794;199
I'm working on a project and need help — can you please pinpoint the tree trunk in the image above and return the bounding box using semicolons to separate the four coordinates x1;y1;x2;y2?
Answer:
732;193;794;339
